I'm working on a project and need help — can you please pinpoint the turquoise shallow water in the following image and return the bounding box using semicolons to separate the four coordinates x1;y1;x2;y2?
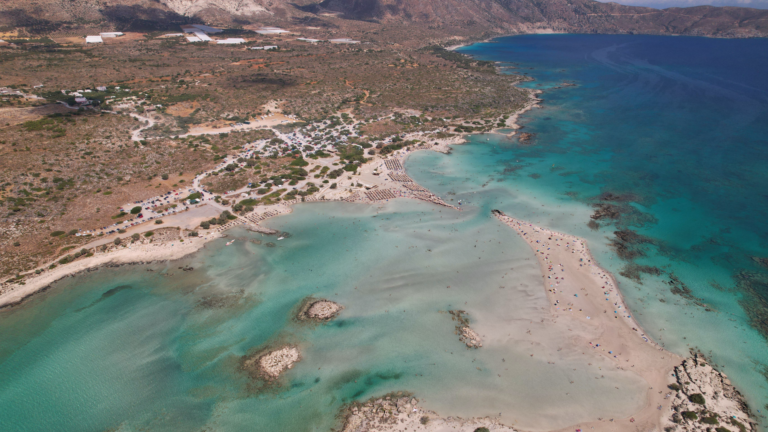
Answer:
1;34;767;431
453;34;768;419
0;201;650;432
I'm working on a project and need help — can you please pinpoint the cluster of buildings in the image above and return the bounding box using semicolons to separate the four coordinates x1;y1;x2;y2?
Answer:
85;25;360;47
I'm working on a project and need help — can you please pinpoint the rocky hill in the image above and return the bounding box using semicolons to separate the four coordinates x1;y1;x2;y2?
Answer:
1;0;767;37
316;0;768;37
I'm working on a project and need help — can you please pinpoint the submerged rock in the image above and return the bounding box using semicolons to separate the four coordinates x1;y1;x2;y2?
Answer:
518;132;535;144
449;310;483;348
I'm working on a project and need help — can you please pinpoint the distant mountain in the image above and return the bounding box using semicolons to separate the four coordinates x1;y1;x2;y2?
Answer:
2;0;767;37
316;0;768;37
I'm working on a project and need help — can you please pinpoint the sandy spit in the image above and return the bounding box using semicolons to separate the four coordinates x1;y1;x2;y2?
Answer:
0;234;221;309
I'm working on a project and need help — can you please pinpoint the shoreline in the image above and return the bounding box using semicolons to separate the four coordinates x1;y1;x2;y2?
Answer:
0;233;222;310
0;75;758;431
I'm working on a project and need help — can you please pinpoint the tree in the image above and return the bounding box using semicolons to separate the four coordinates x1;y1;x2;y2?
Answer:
130;206;142;214
201;221;210;229
161;173;169;180
114;238;121;245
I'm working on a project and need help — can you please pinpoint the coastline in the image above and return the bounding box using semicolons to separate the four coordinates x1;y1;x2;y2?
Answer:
0;66;758;431
0;232;221;309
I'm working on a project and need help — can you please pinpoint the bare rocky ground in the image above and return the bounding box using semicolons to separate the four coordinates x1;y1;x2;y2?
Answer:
342;394;516;432
242;345;301;380
663;353;755;432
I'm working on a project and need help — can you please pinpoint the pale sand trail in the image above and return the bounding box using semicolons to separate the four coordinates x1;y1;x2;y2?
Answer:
493;211;681;432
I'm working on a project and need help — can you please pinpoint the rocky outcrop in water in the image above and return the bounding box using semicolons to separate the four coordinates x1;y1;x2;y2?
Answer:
449;310;483;348
241;345;300;380
341;393;516;432
518;132;534;144
297;298;343;322
664;353;755;432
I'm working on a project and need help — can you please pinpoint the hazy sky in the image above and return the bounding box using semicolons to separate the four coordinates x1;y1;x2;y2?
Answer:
595;0;768;8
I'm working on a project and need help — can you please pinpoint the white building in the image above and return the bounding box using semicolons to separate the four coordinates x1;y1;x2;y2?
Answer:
85;36;103;44
297;38;321;43
251;46;278;50
256;27;289;35
100;32;124;38
330;38;360;44
216;38;246;45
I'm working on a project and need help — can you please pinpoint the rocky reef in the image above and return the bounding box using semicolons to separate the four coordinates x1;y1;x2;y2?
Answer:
449;310;483;348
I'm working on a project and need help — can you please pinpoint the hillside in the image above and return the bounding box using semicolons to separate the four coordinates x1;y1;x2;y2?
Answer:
1;0;767;37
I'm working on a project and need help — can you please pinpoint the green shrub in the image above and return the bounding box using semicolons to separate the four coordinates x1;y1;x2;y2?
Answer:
290;158;309;167
144;231;154;237
114;238;121;245
701;415;719;425
682;411;698;420
474;428;490;432
668;383;680;391
132;233;140;240
330;183;337;189
155;219;163;224
51;231;65;237
68;229;78;236
130;206;142;214
200;221;210;229
689;393;705;405
729;418;747;432
161;174;169;180
716;427;732;432
189;231;199;237
420;416;429;425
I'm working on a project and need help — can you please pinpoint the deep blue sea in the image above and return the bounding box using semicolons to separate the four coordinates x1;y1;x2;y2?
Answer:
0;35;767;431
454;34;768;416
